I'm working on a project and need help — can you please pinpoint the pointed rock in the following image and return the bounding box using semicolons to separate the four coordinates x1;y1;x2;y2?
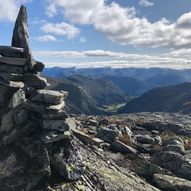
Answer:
12;5;31;59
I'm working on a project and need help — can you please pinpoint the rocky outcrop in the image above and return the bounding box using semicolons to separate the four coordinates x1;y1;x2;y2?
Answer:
153;174;191;191
0;5;84;191
12;5;31;59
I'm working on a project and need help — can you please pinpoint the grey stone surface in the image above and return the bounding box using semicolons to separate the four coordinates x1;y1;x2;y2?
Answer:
0;72;22;82
151;151;191;180
135;134;155;144
154;173;191;191
23;74;47;88
0;56;27;66
32;89;68;105
0;63;24;73
43;119;70;132
12;5;31;59
0;46;24;58
97;127;119;143
8;89;25;108
112;140;137;154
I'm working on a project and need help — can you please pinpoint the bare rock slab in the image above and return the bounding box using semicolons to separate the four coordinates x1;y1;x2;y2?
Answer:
0;56;27;66
32;89;68;105
154;173;191;191
23;74;47;88
43;119;70;132
0;46;25;58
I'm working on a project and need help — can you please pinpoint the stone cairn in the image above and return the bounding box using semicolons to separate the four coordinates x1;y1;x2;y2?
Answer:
0;5;84;191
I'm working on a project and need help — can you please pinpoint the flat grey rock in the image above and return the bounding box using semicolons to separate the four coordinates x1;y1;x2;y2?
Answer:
151;151;191;180
43;119;70;132
0;56;27;66
154;173;191;191
0;46;24;58
32;89;68;105
23;100;65;114
0;81;24;89
112;140;138;154
0;72;23;81
0;63;24;74
41;131;71;144
23;74;47;88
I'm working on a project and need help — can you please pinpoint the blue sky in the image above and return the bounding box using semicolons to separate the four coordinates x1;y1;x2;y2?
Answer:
1;0;191;69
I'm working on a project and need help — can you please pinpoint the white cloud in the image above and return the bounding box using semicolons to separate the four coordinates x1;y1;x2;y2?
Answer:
41;22;80;39
34;50;85;58
46;0;104;24
40;60;191;70
79;36;87;43
33;49;191;69
139;0;154;7
34;35;57;42
32;19;46;25
0;0;31;22
45;0;191;49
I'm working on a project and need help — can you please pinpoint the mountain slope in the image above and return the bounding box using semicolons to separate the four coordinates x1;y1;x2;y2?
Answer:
47;78;104;115
146;73;185;87
119;82;191;114
103;76;151;96
67;75;128;107
47;75;128;114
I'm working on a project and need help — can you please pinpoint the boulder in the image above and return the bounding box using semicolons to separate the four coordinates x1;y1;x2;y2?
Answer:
135;160;173;178
73;128;104;146
0;142;50;191
112;140;137;154
151;151;191;180
153;173;191;191
32;89;68;105
163;144;185;155
163;137;185;155
96;127;119;143
88;119;98;126
8;89;25;108
50;139;85;181
135;134;155;144
0;82;24;108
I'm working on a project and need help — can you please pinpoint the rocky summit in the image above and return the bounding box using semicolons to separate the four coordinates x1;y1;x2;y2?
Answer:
0;5;191;191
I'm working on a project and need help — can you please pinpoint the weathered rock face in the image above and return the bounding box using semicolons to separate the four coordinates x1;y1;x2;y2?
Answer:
12;5;31;59
153;174;191;191
0;5;85;191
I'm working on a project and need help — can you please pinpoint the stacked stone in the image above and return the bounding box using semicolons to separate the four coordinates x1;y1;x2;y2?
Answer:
0;5;84;191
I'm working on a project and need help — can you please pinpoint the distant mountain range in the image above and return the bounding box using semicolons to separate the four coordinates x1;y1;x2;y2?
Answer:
47;75;128;115
43;67;191;115
119;82;191;114
43;67;191;96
